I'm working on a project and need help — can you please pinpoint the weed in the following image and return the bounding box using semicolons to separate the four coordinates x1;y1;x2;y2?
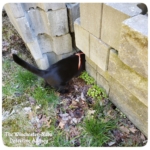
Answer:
79;71;95;85
80;71;107;100
84;117;116;146
87;84;107;100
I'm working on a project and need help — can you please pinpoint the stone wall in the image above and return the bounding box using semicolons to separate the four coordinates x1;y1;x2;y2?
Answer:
4;3;80;69
74;3;148;136
4;3;148;137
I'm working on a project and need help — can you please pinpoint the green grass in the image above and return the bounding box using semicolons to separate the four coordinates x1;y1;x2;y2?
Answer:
83;117;116;146
15;69;37;88
2;56;61;147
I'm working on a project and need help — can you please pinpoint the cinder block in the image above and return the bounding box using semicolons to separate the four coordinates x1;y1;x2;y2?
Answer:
56;51;75;61
96;72;109;95
97;66;110;82
90;34;110;71
74;18;90;57
47;8;69;36
37;34;53;53
3;5;20;30
4;3;25;18
101;3;142;50
108;49;148;106
27;9;47;35
15;17;34;43
86;56;97;70
109;76;148;137
66;3;80;32
46;52;57;65
80;3;102;38
35;54;50;70
86;62;97;81
52;34;72;55
22;3;36;11
46;51;75;66
119;15;148;78
36;3;66;11
26;39;43;60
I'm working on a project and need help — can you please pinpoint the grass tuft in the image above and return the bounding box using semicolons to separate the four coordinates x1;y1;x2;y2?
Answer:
15;69;37;88
84;117;116;146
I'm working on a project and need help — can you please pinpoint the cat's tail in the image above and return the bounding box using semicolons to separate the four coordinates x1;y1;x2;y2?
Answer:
13;54;46;78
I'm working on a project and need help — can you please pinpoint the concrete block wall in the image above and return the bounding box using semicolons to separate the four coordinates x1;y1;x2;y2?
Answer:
4;3;80;69
74;3;148;136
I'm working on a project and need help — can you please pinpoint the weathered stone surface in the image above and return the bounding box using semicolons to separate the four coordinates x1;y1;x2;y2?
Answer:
27;9;48;35
22;3;36;11
108;49;148;106
119;15;148;78
53;34;72;55
4;3;25;18
47;8;69;36
15;17;34;43
56;51;75;61
86;56;97;70
47;51;75;65
86;62;97;81
18;3;66;12
109;76;148;137
97;66;110;82
74;18;90;57
101;3;142;50
80;3;102;38
46;52;57;65
35;54;50;70
90;34;110;71
26;39;43;61
97;72;109;95
37;34;53;53
36;3;66;11
66;3;80;32
4;5;20;30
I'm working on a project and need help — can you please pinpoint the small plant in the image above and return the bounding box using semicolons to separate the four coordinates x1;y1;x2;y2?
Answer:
87;84;107;100
80;71;107;100
84;117;116;146
79;71;95;85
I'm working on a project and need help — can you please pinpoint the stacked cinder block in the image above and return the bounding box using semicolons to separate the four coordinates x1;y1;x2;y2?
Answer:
74;3;148;136
4;3;80;69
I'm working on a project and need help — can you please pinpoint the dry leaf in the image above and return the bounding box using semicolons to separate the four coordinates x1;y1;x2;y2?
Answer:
119;126;130;134
108;141;116;146
59;113;69;121
129;127;137;133
140;133;146;141
81;92;85;101
70;118;77;124
58;121;65;129
28;111;34;120
69;127;80;138
46;119;51;128
23;107;31;114
87;109;96;115
71;100;78;106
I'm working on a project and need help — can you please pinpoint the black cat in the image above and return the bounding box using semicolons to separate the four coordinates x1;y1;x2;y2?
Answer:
13;51;85;93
